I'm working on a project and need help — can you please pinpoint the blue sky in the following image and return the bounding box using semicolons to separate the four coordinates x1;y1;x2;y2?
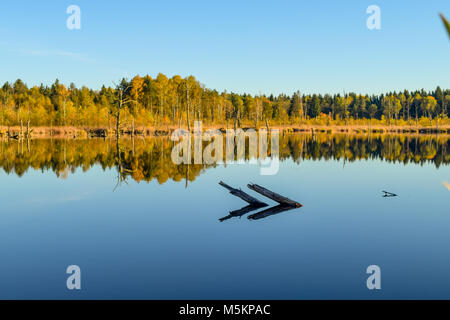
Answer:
0;0;448;95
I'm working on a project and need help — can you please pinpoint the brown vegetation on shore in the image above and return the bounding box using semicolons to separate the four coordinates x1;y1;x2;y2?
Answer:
1;123;450;139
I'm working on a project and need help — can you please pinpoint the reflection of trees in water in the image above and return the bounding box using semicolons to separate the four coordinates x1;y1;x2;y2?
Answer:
284;134;449;168
0;134;448;184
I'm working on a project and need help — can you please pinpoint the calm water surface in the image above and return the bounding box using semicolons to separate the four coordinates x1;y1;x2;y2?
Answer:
0;134;449;299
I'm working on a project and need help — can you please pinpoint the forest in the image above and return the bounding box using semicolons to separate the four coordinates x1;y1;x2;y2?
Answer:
0;75;449;131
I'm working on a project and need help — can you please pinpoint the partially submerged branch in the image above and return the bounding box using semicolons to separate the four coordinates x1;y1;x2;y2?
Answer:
247;183;302;207
382;190;397;197
219;181;303;222
219;181;268;206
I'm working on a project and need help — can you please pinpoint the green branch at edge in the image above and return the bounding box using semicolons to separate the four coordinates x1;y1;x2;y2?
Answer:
440;13;450;38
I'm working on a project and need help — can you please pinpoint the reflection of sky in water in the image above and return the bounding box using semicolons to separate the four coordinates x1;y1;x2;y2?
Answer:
0;157;449;299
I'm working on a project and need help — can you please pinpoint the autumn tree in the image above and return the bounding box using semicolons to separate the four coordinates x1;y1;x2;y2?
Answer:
55;82;70;126
0;82;12;128
413;93;422;125
289;91;302;120
113;79;133;138
368;103;378;128
130;75;145;130
421;96;437;126
309;94;321;118
230;93;244;130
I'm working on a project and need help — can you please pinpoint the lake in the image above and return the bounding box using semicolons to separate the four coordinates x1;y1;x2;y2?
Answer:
0;133;449;299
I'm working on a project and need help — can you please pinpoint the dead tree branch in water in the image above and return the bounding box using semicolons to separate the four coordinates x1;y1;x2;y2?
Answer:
247;183;302;207
219;181;268;206
382;190;397;197
219;182;303;222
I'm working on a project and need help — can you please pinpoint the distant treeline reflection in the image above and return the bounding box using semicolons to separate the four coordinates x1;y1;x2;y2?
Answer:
0;134;448;184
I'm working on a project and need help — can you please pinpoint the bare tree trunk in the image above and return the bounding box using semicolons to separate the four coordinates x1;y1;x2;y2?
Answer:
407;102;410;124
116;96;121;140
1;104;4;129
415;107;418;127
186;84;190;131
63;98;66;127
442;99;447;119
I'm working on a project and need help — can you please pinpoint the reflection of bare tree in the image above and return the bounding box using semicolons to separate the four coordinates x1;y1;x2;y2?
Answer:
113;139;133;191
185;163;189;189
58;167;69;180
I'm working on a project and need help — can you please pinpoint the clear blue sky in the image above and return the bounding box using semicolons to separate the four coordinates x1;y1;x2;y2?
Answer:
0;0;448;95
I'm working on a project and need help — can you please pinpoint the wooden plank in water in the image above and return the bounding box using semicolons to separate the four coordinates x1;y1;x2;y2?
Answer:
247;183;302;207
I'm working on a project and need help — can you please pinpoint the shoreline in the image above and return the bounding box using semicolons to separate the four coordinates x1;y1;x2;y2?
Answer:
1;124;450;139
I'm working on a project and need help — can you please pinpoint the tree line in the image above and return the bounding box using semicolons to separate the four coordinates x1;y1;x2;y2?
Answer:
0;74;449;129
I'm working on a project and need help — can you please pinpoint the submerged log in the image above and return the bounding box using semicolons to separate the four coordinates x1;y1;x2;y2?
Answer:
382;190;397;197
219;181;268;206
248;204;297;220
247;183;302;207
